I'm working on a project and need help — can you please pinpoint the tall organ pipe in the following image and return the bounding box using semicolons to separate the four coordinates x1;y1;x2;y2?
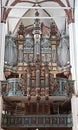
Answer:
36;63;40;96
44;63;49;96
26;64;31;96
34;38;40;60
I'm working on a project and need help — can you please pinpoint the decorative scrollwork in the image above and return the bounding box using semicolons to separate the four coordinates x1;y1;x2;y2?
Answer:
50;78;59;92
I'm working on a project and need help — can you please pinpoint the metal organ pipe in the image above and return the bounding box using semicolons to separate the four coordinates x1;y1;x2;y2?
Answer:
35;63;40;96
45;73;49;88
27;65;31;96
44;63;49;96
36;69;40;88
34;36;40;59
27;73;31;88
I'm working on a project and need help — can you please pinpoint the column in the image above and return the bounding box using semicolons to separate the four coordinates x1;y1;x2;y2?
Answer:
69;21;78;130
69;22;77;92
70;1;78;130
0;95;3;130
71;95;78;130
0;2;5;127
0;22;6;130
0;22;6;80
75;0;78;93
71;1;78;130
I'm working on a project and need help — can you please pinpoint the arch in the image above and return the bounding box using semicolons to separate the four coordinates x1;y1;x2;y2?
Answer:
2;0;72;22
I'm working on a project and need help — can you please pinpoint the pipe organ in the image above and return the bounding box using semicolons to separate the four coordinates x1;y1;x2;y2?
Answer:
0;15;75;130
4;17;71;98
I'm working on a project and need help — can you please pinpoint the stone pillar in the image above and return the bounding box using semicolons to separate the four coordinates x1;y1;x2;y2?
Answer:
0;95;3;130
0;22;6;80
71;1;78;130
69;22;77;92
75;0;78;93
0;21;6;129
71;95;78;130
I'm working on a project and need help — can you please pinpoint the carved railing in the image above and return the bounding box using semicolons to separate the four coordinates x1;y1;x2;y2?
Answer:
50;78;74;96
2;114;72;128
1;78;74;97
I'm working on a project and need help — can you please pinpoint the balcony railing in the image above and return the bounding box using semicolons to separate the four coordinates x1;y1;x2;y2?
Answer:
1;78;74;97
2;114;72;128
49;78;74;96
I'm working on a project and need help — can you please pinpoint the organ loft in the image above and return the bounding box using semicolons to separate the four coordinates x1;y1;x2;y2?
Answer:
1;10;74;130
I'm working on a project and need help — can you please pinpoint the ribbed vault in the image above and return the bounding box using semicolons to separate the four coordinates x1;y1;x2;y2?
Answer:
1;0;75;34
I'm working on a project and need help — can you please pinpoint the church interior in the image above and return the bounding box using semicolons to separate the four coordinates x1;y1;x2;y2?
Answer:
0;0;78;130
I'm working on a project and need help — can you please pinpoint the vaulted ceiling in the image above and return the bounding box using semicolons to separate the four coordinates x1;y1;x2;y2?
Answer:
1;0;75;34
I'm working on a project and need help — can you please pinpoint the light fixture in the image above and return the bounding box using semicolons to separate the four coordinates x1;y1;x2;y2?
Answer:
36;129;39;130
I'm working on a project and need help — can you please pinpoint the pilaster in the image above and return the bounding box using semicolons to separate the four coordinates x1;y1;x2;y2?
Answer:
69;21;78;129
0;22;6;80
71;95;78;130
69;22;77;92
0;21;6;129
0;95;3;130
75;0;78;94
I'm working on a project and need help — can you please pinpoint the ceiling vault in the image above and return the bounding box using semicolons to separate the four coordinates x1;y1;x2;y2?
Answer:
1;0;75;35
1;0;74;23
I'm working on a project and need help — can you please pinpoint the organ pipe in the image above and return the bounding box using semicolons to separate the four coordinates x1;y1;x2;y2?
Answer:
26;64;31;96
44;63;49;96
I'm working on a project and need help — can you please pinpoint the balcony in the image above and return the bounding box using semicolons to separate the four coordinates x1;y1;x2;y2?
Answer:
2;114;72;128
1;78;74;99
